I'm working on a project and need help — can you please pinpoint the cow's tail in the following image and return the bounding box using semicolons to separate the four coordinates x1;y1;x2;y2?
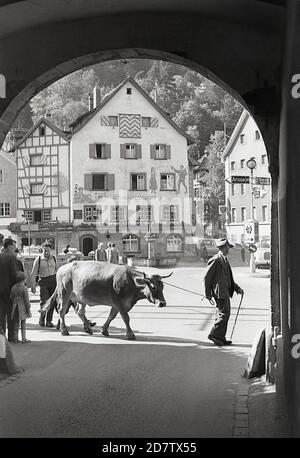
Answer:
40;287;59;314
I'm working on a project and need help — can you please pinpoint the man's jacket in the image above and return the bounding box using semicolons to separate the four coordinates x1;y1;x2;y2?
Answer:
204;252;240;300
0;251;17;294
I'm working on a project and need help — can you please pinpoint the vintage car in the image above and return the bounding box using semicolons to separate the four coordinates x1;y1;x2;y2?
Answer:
254;239;271;268
196;238;218;260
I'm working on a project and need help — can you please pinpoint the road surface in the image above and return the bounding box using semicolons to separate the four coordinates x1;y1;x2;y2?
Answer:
0;266;270;438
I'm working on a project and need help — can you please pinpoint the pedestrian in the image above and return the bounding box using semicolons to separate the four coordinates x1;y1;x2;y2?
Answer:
31;241;57;328
204;238;244;346
106;242;112;262
241;243;246;263
10;271;32;343
95;242;107;262
109;243;120;264
0;238;18;342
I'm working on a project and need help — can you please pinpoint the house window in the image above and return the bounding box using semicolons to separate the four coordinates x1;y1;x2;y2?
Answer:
131;173;146;190
241;207;246;222
30;155;42;166
0;203;10;216
24;210;33;222
126;88;132;94
30;183;44;195
84;206;102;222
0;170;2;182
42;210;51;221
231;161;235;171
240;134;246;144
108;116;118;126
39;126;45;136
111;206;127;222
136;205;152;225
155;144;166;159
162;205;178;221
123;234;139;253
231;183;235;196
261;154;267;165
141;117;151;127
125;144;136;158
240;159;245;169
95;144;106;159
167;235;183;252
161;173;175;190
255;130;261;140
262;205;268;222
241;183;245;195
92;174;106;190
232;208;236;223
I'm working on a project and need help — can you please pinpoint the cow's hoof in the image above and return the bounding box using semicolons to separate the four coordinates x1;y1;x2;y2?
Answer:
101;329;109;337
84;327;93;335
61;329;69;336
126;333;136;341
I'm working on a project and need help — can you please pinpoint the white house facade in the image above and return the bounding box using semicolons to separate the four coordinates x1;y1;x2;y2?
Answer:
70;77;195;258
223;110;271;244
0;150;17;240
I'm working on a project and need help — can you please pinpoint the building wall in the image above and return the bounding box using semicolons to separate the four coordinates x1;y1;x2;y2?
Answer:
71;80;194;256
225;114;271;244
14;120;71;252
0;151;17;238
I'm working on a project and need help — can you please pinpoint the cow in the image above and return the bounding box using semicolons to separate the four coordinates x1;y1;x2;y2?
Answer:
41;261;172;340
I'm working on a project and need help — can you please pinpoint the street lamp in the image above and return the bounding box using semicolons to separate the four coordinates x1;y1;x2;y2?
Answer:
246;158;257;273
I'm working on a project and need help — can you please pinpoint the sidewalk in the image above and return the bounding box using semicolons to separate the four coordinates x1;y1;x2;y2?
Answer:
248;376;291;437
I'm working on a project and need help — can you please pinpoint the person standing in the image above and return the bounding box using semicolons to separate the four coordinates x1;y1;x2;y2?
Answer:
0;238;18;341
109;243;120;264
10;271;32;343
106;242;112;262
95;242;107;262
14;247;24;273
204;238;244;346
31;241;57;328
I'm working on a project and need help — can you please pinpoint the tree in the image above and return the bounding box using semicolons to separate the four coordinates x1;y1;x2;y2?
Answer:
30;69;99;129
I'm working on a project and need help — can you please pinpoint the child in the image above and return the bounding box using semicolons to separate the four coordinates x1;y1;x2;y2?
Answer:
10;271;32;343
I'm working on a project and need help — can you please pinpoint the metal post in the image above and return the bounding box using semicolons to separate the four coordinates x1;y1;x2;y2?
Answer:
249;166;256;273
28;218;31;258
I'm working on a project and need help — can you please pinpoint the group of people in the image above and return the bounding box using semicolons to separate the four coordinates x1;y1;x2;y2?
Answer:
0;235;244;348
94;242;120;264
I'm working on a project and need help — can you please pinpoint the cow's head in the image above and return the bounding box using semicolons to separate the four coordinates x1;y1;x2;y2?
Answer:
134;272;173;307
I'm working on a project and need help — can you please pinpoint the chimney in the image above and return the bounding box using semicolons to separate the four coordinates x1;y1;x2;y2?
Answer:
88;93;93;111
93;86;101;109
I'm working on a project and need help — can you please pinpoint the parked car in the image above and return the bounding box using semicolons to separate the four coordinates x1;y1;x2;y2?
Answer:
254;239;271;268
196;238;218;260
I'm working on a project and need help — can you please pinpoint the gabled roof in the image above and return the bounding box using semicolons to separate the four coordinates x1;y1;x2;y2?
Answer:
222;110;250;160
0;149;16;166
70;76;195;145
9;117;70;152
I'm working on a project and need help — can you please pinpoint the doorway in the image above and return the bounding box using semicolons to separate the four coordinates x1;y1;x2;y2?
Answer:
81;236;95;256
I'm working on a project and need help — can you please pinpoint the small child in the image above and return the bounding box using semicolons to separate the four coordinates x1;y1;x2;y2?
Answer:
10;271;32;343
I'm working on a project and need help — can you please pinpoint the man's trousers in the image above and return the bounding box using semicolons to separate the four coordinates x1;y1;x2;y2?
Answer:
209;296;231;341
38;275;57;325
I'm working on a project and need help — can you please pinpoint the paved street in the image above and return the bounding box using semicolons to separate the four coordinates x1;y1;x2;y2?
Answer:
0;266;270;438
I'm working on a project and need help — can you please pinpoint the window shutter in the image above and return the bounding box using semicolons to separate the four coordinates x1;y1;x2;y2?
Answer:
105;144;111;159
120;144;126;158
84;174;92;190
166;145;171;159
150;145;156;159
106;174;115;190
89;144;96;158
136;144;142;159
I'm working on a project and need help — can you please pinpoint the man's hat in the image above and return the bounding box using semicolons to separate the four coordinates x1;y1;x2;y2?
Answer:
216;238;234;248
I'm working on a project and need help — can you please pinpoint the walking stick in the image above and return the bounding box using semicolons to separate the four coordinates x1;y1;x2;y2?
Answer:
230;291;244;340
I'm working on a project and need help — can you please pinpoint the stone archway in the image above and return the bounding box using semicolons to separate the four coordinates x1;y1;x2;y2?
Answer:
80;234;96;256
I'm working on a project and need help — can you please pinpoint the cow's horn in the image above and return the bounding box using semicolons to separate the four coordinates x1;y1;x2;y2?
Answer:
159;272;173;279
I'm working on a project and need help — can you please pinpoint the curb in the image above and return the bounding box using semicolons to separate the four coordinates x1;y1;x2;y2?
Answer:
233;382;250;438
